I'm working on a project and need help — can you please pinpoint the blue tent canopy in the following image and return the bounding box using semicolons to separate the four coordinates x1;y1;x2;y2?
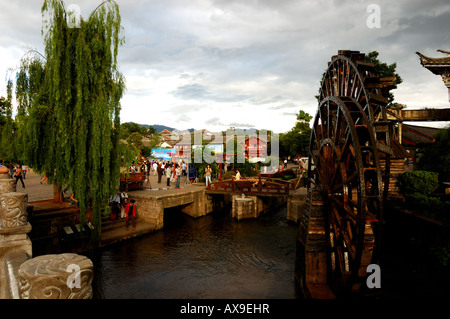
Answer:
151;148;175;160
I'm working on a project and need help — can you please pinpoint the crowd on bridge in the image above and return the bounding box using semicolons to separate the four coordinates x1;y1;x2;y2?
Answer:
127;159;188;189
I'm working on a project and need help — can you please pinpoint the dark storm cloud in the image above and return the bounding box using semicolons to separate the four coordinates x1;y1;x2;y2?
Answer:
1;0;449;131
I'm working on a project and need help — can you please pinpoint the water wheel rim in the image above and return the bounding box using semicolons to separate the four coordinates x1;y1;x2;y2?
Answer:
308;96;383;292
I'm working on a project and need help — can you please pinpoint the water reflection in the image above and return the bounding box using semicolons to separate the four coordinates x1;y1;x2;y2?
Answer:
91;206;300;299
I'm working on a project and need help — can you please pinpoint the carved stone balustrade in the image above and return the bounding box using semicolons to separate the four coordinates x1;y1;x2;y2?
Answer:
0;169;94;299
18;253;93;299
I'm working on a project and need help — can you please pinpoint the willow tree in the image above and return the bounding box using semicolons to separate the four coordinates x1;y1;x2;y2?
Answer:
15;0;125;238
0;80;15;162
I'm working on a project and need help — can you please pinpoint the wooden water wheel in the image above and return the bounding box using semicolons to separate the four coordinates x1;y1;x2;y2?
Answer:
306;50;396;295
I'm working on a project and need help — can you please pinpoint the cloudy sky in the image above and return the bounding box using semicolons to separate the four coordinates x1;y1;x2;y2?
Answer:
1;0;450;133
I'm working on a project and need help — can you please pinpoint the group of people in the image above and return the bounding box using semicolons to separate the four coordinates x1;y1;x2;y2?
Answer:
0;161;27;188
109;188;137;230
128;159;188;189
158;162;183;188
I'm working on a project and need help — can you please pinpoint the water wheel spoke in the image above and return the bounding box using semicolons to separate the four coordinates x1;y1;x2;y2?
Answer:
302;51;391;296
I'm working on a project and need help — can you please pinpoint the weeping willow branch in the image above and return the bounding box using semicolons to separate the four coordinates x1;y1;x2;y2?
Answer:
14;0;125;240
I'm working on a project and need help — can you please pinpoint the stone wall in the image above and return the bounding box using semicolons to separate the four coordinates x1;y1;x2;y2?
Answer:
287;188;308;223
129;189;214;230
231;194;287;221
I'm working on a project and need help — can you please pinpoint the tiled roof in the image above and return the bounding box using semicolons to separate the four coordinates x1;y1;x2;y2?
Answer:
402;124;438;146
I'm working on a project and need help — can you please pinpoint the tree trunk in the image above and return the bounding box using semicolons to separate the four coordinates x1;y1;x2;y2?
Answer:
53;184;63;203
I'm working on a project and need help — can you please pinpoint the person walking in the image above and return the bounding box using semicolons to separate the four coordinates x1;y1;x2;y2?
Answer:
166;163;172;187
40;172;48;184
120;189;128;219
21;164;28;179
125;199;137;231
152;161;157;176
205;164;212;188
14;164;25;188
9;164;14;179
157;162;162;183
175;164;182;189
181;162;186;176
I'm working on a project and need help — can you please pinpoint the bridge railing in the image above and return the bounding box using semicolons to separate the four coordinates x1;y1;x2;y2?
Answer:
207;176;292;195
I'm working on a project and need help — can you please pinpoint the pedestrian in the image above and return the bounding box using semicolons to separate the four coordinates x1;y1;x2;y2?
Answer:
40;172;48;184
129;161;138;173
125;199;137;231
14;164;25;188
21;164;28;179
152;161;157;176
205;164;212;188
110;190;121;220
234;169;241;190
157;162;162;183
284;158;287;169
175;164;182;189
181;162;186;176
166;163;172;187
69;193;78;207
9;164;14;179
234;169;241;181
120;188;128;219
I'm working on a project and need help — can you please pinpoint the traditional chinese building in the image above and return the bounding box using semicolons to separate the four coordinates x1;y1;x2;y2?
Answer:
243;134;268;162
417;50;450;102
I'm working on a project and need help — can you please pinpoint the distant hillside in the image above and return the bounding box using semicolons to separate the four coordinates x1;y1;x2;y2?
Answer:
126;122;194;133
126;122;265;134
150;124;175;133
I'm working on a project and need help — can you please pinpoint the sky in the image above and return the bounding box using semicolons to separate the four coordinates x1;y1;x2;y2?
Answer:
1;0;450;133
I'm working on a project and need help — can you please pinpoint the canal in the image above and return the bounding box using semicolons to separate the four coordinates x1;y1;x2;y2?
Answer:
91;205;300;299
88;201;450;300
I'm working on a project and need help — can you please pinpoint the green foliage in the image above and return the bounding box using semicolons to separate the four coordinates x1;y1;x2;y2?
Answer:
120;122;148;139
0;81;16;162
13;0;125;238
279;109;312;157
398;170;439;195
126;131;143;151
430;245;450;268
404;193;450;223
417;126;450;182
364;51;403;105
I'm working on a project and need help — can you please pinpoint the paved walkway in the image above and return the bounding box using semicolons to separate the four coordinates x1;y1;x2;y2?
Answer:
17;163;301;203
15;170;55;203
15;169;206;203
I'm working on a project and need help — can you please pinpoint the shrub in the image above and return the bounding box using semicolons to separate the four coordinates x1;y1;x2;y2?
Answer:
405;193;450;223
398;170;439;195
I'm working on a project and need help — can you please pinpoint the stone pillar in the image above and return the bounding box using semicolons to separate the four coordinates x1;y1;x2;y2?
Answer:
0;168;94;299
295;187;335;298
181;191;214;218
18;253;93;299
287;188;307;223
0;170;33;299
232;194;257;220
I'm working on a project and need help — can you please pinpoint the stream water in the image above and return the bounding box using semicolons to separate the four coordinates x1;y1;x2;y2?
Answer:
91;205;300;299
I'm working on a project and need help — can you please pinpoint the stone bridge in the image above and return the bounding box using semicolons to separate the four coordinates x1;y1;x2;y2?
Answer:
128;187;215;230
